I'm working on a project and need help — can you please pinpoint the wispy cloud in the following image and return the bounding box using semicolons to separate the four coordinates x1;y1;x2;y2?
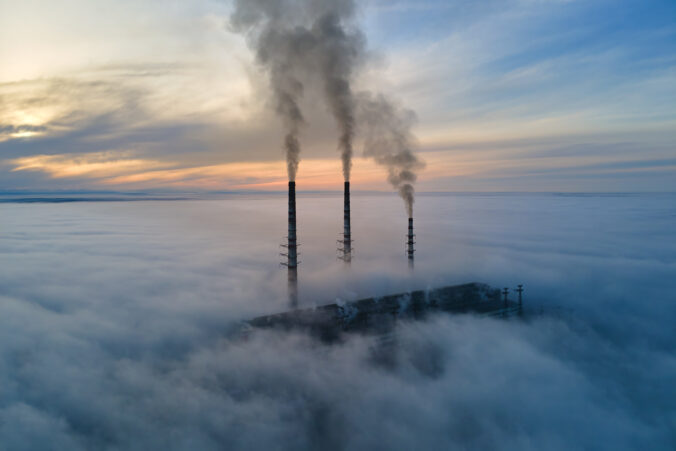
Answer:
10;153;174;179
1;0;674;191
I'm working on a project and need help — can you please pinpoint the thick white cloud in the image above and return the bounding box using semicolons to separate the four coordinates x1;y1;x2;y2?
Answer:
0;193;674;449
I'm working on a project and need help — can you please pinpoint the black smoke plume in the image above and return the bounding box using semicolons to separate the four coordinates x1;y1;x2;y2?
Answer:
231;2;313;181
230;0;423;205
312;13;363;181
358;93;425;217
230;0;363;182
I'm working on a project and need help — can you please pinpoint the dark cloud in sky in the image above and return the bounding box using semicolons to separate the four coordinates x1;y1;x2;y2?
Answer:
0;193;674;450
0;69;673;192
0;124;48;135
0;74;347;190
0;77;196;159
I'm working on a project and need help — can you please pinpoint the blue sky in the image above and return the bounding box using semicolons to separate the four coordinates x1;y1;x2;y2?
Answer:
0;0;674;192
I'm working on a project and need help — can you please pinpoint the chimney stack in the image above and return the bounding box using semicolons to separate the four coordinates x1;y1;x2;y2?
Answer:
407;217;415;263
284;181;298;307
288;181;298;269
339;181;352;262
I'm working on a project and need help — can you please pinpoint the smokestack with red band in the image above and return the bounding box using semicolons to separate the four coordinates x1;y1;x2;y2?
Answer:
407;217;415;262
341;181;352;263
288;181;298;306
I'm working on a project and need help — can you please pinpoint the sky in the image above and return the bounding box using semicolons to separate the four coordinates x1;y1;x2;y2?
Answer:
1;0;675;193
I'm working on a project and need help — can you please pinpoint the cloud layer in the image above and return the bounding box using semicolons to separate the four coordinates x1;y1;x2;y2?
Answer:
0;193;674;449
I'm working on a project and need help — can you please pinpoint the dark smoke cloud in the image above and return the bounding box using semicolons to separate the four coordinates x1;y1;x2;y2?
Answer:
231;0;369;183
230;16;312;181
273;65;304;181
358;93;425;217
230;0;423;202
312;12;364;181
230;0;361;181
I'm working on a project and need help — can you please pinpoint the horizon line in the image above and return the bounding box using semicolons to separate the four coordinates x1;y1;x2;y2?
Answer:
1;189;675;197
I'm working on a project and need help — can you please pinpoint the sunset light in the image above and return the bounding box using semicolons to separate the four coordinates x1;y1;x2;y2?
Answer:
1;1;674;449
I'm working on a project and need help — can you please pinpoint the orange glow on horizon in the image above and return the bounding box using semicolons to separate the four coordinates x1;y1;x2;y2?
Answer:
10;153;401;190
6;149;530;191
103;157;389;190
10;153;174;179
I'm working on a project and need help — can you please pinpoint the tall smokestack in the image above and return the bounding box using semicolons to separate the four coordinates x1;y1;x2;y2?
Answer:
287;181;298;307
407;217;415;264
339;181;352;263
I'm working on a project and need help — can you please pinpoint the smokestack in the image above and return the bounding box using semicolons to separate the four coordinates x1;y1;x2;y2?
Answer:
286;181;298;307
407;217;415;263
288;181;298;268
338;181;352;263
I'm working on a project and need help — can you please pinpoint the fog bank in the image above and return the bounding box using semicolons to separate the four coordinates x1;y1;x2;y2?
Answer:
0;193;674;450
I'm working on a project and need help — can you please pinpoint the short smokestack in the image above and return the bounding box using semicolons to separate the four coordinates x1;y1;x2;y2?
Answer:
407;217;415;262
286;181;298;307
339;181;352;263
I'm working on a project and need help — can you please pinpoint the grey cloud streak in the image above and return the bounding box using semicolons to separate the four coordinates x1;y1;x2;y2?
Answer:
0;124;48;135
0;75;324;190
0;69;366;190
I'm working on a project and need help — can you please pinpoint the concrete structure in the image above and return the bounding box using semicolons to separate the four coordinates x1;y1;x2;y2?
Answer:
280;181;298;307
406;218;415;263
338;181;352;263
249;282;523;341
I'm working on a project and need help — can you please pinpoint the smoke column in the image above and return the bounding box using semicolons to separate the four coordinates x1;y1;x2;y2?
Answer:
358;93;425;217
231;3;315;181
253;35;307;181
279;81;303;181
230;0;362;182
230;1;423;213
312;13;362;181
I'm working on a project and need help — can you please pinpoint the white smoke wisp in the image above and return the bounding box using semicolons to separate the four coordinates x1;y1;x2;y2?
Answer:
358;93;425;217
